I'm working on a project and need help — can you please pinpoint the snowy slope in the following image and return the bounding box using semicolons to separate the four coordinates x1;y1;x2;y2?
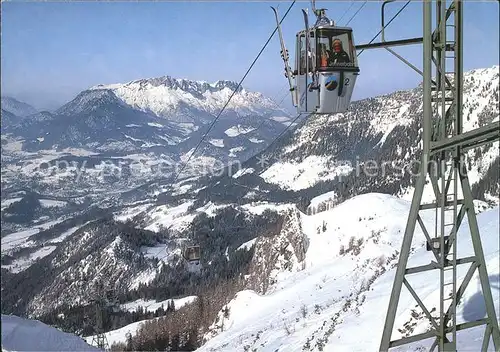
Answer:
119;296;197;313
2;66;498;349
1;314;100;351
197;194;500;352
1;109;19;128
0;217;171;318
84;317;160;348
252;65;499;201
84;296;198;347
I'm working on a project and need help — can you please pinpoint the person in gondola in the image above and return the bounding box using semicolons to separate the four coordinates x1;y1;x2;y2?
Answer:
319;43;329;68
328;38;350;65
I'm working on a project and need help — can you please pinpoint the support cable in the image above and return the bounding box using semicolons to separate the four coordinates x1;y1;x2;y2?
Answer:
345;0;368;26
338;1;355;24
171;0;296;184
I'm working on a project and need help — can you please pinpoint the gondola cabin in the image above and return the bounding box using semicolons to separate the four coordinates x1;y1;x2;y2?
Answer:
182;245;201;264
271;2;360;115
295;26;359;114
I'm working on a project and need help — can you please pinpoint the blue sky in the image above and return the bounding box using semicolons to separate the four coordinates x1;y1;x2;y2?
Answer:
1;1;498;112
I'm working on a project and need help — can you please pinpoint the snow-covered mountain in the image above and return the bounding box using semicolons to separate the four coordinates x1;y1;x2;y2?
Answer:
220;65;500;206
2;65;497;276
197;195;500;352
9;89;187;152
1;66;498;351
2;76;290;155
84;76;292;160
1;96;38;118
1;217;171;317
90;76;287;123
52;195;498;351
1;97;39;131
1;109;18;128
0;76;293;212
1;76;292;194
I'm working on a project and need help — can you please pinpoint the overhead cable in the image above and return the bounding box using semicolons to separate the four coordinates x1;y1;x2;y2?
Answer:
171;0;297;184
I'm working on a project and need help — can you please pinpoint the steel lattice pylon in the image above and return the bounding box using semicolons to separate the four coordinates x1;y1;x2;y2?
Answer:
91;298;109;351
90;281;111;351
379;0;500;351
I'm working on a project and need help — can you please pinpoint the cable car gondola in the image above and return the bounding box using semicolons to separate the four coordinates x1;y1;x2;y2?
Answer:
182;245;201;265
272;0;360;114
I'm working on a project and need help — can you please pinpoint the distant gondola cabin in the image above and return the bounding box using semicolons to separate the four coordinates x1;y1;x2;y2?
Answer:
183;245;201;264
294;26;359;114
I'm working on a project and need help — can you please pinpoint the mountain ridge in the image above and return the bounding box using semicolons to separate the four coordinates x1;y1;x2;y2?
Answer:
87;74;288;123
1;75;290;172
1;66;498;348
91;76;244;94
1;96;38;118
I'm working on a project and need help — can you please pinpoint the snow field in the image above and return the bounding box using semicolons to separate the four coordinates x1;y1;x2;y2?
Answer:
198;193;500;351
